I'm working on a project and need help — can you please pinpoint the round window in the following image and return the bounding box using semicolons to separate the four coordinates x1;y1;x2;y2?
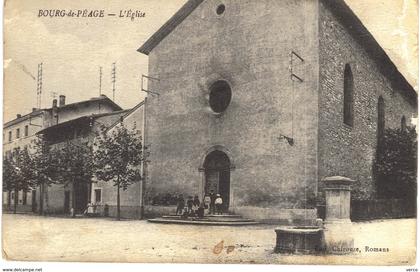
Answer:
209;80;232;113
216;4;225;15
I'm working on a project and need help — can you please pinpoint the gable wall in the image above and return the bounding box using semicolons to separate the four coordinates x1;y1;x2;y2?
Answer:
145;0;320;220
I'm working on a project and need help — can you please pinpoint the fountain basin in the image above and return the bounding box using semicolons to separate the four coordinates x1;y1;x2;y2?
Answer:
274;226;324;254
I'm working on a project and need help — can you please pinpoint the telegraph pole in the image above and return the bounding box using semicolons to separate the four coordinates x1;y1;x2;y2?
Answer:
37;63;43;108
111;63;116;101
99;66;103;96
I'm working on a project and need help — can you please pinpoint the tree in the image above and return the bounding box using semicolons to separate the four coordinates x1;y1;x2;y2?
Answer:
2;148;34;214
93;124;144;220
31;136;60;215
14;148;35;213
55;140;94;217
3;157;18;212
374;126;417;208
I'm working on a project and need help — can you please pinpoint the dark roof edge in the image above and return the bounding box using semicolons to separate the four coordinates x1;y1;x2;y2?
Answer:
36;116;90;135
322;0;417;105
4;110;44;128
61;95;123;111
138;0;205;55
36;110;130;135
91;109;130;118
106;101;145;132
4;95;123;128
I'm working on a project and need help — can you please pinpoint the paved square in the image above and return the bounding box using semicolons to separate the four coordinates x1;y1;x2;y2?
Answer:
2;214;415;265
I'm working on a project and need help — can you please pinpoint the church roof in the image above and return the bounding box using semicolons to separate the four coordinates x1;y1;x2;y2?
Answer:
137;0;204;55
137;0;416;102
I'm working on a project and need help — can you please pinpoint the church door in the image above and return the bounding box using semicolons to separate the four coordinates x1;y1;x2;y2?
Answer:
203;150;231;211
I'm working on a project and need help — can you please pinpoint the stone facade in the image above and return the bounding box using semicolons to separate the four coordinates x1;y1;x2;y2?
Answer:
143;0;320;222
138;0;417;222
318;2;417;201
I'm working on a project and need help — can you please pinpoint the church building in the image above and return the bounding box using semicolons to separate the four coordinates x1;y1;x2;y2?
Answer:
137;0;417;222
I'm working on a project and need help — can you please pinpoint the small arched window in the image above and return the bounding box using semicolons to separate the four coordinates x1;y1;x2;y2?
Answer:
377;96;385;140
343;64;354;127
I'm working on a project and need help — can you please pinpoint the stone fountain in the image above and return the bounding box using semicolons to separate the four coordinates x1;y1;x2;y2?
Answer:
275;176;354;254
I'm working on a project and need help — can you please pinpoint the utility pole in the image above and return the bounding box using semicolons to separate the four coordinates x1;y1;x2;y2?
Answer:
111;63;116;101
99;66;103;96
99;66;103;113
37;63;43;108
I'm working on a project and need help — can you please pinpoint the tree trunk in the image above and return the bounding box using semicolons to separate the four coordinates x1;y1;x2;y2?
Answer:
39;183;44;216
7;190;11;211
13;188;18;214
72;180;77;218
117;177;121;221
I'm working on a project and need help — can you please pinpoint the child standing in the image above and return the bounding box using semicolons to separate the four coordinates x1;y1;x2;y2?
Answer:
203;194;211;214
186;196;194;215
176;194;185;215
215;194;223;215
209;190;216;215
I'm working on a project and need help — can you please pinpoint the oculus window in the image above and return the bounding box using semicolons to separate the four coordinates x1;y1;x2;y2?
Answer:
209;80;232;113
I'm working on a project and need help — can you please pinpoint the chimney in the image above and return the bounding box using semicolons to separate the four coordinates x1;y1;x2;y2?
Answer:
32;108;38;112
59;95;66;107
16;114;22;118
52;99;57;108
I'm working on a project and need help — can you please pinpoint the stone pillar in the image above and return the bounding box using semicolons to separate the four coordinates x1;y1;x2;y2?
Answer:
322;176;354;253
324;176;352;223
198;168;205;200
228;167;235;214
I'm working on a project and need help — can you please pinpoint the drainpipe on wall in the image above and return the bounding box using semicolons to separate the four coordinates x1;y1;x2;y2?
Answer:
139;97;147;220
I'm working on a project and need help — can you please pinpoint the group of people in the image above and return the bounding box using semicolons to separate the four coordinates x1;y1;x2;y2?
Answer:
176;190;224;218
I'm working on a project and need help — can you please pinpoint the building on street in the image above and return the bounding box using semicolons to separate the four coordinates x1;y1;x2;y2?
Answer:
2;94;123;213
137;0;417;223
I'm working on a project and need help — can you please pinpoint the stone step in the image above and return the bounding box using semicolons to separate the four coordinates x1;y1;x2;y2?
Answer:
166;214;242;218
161;215;255;222
148;218;259;226
206;214;242;218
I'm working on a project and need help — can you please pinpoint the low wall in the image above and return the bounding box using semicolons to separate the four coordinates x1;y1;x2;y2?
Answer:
350;199;416;221
95;204;142;219
145;205;177;218
144;205;318;224
233;206;318;225
2;204;33;213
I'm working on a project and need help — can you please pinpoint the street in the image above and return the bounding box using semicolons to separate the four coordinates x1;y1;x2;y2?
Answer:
2;214;416;265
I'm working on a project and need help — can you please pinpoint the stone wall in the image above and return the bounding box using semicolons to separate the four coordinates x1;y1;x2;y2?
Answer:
318;2;417;201
144;0;320;220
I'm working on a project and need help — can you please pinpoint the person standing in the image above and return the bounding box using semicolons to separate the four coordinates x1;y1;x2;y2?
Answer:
197;202;205;218
209;190;216;215
186;196;194;215
176;194;185;215
193;195;200;208
203;194;211;214
193;195;200;216
215;194;223;215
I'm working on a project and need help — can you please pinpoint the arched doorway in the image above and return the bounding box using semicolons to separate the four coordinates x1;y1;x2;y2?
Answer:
203;150;231;211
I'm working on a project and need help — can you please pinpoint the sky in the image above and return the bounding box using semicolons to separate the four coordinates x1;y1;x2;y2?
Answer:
3;0;418;122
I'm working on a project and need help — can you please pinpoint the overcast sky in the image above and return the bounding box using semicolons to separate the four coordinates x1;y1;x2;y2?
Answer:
3;0;418;122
